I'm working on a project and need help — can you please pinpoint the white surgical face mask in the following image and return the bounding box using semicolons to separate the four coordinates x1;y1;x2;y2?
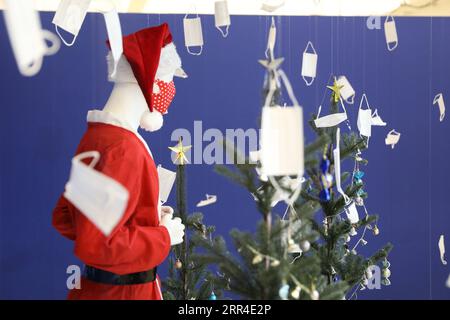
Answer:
183;14;204;55
336;76;355;104
357;94;373;138
301;41;318;86
314;99;348;128
384;16;398;52
3;0;60;77
433;93;446;122
385;129;401;149
157;165;177;205
214;0;231;38
64;151;129;237
53;0;92;46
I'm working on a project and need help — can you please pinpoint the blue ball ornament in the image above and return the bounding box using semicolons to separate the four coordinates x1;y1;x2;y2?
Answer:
209;292;217;300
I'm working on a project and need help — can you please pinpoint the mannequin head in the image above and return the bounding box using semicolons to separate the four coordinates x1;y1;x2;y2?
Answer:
106;42;185;132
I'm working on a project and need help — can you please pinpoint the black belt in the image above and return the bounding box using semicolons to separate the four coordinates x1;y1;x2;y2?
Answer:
84;265;157;285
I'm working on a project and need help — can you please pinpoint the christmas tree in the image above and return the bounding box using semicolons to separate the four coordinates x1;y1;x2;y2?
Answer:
163;138;227;300
195;33;393;300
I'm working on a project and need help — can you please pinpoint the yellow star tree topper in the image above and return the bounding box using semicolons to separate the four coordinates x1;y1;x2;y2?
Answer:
327;77;344;104
169;138;192;165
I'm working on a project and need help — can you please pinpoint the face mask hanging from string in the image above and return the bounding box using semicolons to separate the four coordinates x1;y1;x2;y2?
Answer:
384;16;398;52
3;0;60;77
260;69;304;206
214;0;231;38
314;98;349;128
336;76;356;105
183;12;204;56
301;41;318;86
385;129;401;149
52;0;92;47
433;93;446;122
357;94;387;146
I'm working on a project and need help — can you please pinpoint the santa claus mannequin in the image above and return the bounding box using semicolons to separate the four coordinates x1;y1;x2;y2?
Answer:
52;23;186;300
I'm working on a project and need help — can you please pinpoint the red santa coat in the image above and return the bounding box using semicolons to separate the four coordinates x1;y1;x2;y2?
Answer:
52;110;171;300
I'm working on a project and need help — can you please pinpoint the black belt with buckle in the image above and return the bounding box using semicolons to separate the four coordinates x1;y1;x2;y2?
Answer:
84;265;157;285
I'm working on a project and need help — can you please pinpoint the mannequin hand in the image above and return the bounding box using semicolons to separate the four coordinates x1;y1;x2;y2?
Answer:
160;215;185;246
161;206;174;218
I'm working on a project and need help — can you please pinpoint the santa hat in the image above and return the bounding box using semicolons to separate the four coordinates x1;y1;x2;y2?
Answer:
107;23;186;112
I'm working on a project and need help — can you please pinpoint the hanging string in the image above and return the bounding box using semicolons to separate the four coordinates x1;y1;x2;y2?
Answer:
330;16;334;74
428;15;434;300
336;16;339;76
315;16;319;106
362;17;366;92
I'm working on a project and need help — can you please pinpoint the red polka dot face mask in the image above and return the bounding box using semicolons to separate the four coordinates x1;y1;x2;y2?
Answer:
151;79;176;114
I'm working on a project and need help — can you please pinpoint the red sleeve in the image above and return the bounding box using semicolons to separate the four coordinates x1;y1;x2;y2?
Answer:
52;195;76;241
73;140;171;274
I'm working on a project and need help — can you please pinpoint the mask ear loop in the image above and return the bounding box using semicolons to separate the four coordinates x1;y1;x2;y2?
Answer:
345;95;355;105
19;58;43;77
187;45;203;56
216;25;230;38
339;98;352;131
55;25;77;47
42;30;61;56
302;41;317;86
73;151;101;168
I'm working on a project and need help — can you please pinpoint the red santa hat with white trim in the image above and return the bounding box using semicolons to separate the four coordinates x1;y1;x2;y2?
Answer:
107;23;186;115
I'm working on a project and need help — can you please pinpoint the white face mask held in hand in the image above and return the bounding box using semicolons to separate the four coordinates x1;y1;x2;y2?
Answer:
157;165;176;205
52;0;92;46
3;0;60;77
64;151;129;237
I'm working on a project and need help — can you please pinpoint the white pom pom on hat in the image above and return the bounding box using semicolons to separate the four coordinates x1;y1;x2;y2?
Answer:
140;110;164;132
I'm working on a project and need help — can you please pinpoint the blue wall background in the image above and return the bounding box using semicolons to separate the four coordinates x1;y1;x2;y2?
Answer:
0;13;449;300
